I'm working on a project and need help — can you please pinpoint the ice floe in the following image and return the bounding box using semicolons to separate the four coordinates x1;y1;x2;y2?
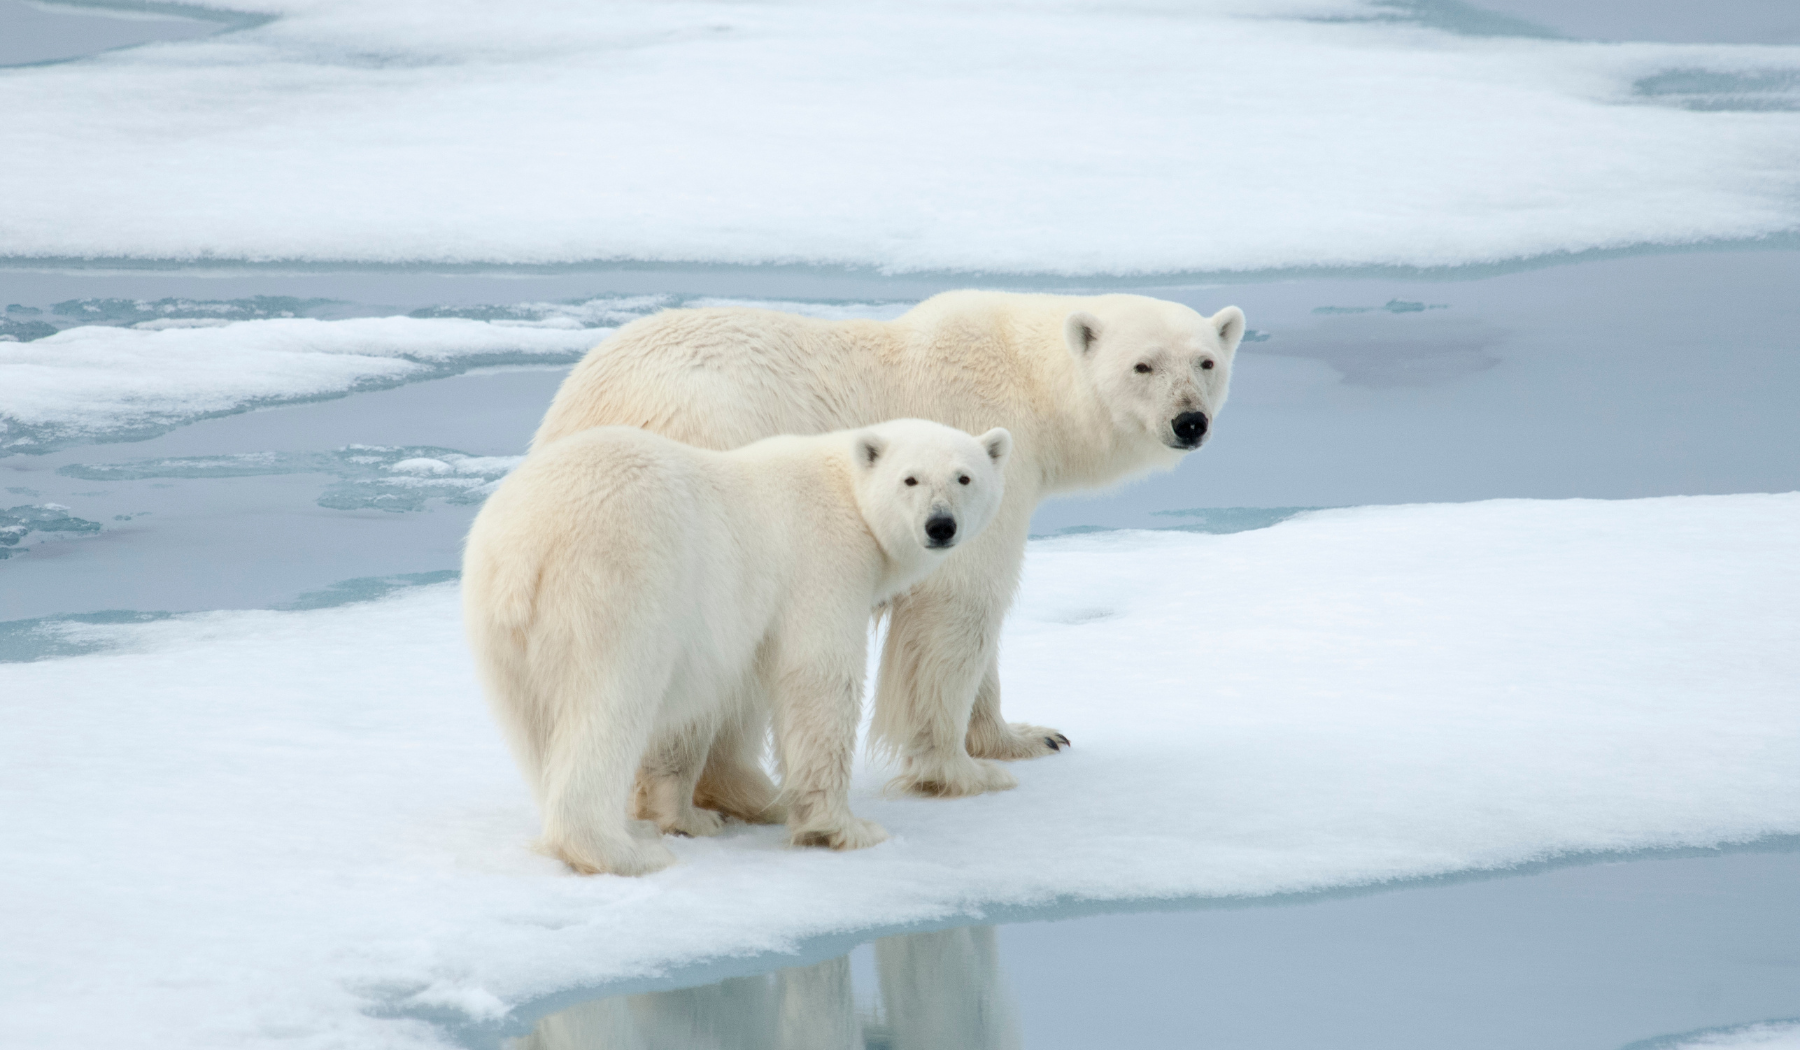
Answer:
2;493;1796;1048
0;1;1796;273
0;316;600;454
0;502;102;559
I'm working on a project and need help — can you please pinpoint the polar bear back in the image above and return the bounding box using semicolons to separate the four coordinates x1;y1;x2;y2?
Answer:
535;291;1232;509
463;427;877;765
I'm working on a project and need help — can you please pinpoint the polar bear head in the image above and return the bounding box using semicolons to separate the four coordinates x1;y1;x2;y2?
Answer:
851;418;1011;568
1064;296;1245;459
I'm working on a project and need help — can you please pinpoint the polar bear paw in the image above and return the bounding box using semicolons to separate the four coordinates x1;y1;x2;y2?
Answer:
890;755;1019;798
966;720;1071;761
664;805;726;838
551;826;679;877
792;817;889;852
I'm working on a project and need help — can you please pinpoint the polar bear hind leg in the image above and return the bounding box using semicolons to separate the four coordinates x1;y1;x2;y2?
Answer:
635;720;726;838
692;691;788;825
537;651;680;876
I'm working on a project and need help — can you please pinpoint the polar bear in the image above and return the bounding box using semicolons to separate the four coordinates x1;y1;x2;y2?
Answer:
463;418;1012;876
534;291;1244;798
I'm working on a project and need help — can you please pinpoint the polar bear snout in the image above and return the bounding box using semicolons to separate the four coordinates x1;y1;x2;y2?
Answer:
925;514;958;548
1170;411;1209;449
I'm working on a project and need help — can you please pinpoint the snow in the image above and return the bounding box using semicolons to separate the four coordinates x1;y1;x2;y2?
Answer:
3;492;1797;1050
0;317;600;453
1;0;1796;273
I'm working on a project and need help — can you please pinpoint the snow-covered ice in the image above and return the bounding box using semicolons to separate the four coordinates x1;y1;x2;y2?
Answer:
3;492;1796;1049
2;0;1797;272
0;316;601;453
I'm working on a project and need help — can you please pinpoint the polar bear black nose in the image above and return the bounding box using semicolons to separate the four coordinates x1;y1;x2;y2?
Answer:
1171;411;1209;448
925;515;958;546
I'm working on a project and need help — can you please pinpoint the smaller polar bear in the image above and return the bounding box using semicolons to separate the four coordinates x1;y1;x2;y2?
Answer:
463;419;1012;876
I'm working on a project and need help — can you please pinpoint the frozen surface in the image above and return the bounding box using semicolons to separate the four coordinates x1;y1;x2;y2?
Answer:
0;315;602;453
3;493;1797;1049
2;0;1797;273
0;501;100;559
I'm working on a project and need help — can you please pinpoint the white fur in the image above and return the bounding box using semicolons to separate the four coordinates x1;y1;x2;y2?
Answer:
533;291;1244;796
463;419;1010;875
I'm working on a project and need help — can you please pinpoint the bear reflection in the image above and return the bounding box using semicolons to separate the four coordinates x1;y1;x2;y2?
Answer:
515;926;1020;1050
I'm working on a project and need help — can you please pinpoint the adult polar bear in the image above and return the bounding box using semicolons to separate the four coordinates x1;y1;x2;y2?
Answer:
535;291;1245;798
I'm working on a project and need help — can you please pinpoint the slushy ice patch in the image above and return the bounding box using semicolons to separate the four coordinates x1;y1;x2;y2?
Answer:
0;503;102;559
408;294;675;329
1151;507;1323;533
1323;0;1563;40
0;610;176;663
1312;299;1449;315
1635;69;1800;113
0;318;56;343
52;296;339;329
279;570;462;611
59;446;524;512
1035;507;1319;539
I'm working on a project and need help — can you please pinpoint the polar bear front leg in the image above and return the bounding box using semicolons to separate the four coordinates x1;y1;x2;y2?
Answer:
965;656;1071;760
769;643;888;851
873;583;1019;798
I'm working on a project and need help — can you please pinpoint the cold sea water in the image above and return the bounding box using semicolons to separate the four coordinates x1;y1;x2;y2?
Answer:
3;2;1797;1048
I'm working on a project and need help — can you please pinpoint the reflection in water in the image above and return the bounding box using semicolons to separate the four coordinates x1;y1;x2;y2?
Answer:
516;926;1020;1050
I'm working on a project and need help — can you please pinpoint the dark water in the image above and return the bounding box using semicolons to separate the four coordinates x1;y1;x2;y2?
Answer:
457;846;1800;1050
5;248;1798;630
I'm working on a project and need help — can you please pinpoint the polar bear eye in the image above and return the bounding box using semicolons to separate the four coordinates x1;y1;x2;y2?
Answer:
958;475;970;485
1134;363;1152;374
1201;359;1215;370
904;477;918;486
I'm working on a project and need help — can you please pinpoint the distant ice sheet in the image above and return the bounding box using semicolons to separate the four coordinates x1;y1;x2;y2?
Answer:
1666;1022;1800;1050
3;494;1796;1049
1;0;1796;273
0;316;600;454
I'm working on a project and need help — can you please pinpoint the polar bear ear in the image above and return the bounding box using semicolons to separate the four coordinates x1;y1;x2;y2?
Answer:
1064;311;1103;357
978;427;1012;468
857;432;888;469
1212;306;1246;354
